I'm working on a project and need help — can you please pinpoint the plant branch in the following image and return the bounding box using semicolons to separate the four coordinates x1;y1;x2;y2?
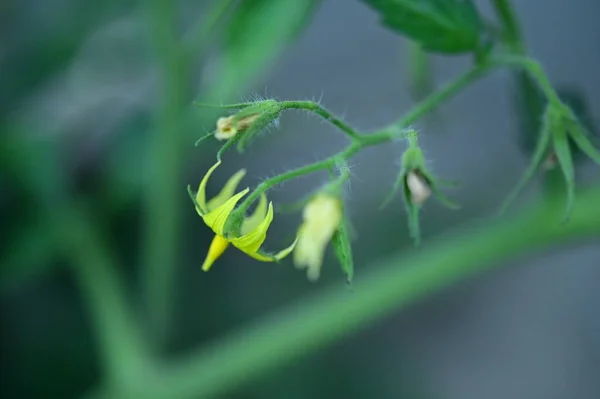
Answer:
492;54;562;105
280;101;361;139
233;63;492;216
393;63;491;128
95;185;600;398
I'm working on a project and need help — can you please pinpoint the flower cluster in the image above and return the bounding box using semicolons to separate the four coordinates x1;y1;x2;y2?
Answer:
189;159;347;280
189;85;600;282
189;160;297;271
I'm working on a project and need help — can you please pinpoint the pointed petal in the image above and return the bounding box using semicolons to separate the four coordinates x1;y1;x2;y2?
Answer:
202;189;249;235
273;236;298;260
244;250;276;262
499;126;552;214
207;168;247;211
202;235;230;271
569;123;600;165
188;184;203;216
197;160;222;213
229;202;274;253
553;129;575;222
241;194;268;235
245;236;298;263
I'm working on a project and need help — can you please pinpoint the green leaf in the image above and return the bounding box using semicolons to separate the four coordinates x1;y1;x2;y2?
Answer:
362;0;484;54
332;216;354;284
1;220;58;292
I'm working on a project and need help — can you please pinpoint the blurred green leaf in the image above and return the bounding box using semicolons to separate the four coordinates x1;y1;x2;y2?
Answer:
209;0;321;100
362;0;484;54
0;219;57;292
407;41;434;101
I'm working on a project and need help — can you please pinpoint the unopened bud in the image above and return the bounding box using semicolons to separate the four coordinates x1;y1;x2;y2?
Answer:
407;170;431;205
215;113;261;141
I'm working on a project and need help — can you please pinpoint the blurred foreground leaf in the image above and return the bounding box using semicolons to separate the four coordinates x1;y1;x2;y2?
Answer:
209;0;321;99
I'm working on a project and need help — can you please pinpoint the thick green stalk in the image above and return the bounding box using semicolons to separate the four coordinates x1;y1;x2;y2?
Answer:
96;186;600;398
56;204;151;387
141;0;188;343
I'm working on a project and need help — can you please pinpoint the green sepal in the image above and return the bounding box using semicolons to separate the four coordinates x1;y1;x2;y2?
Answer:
401;174;422;246
195;130;215;146
331;213;354;284
235;109;281;152
193;101;257;109
499;105;554;214
559;104;600;165
380;164;407;211
568;122;600;165
419;169;460;209
552;127;575;222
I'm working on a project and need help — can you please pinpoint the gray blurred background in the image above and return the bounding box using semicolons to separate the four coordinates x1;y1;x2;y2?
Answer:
1;0;599;398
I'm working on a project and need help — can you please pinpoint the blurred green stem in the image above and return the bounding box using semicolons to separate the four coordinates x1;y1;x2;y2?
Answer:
57;204;151;387
142;0;188;344
96;185;600;398
407;41;433;101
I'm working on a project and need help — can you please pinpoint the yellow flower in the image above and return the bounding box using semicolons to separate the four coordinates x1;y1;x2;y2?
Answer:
192;160;296;271
293;194;342;281
214;114;260;141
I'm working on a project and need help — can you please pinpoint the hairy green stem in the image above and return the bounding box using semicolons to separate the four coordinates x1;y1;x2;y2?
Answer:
232;64;491;217
96;186;600;398
393;63;490;128
492;54;562;105
233;129;403;217
280;101;361;139
142;0;188;344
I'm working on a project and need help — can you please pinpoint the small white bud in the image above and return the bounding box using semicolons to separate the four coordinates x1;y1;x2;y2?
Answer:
407;170;431;205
